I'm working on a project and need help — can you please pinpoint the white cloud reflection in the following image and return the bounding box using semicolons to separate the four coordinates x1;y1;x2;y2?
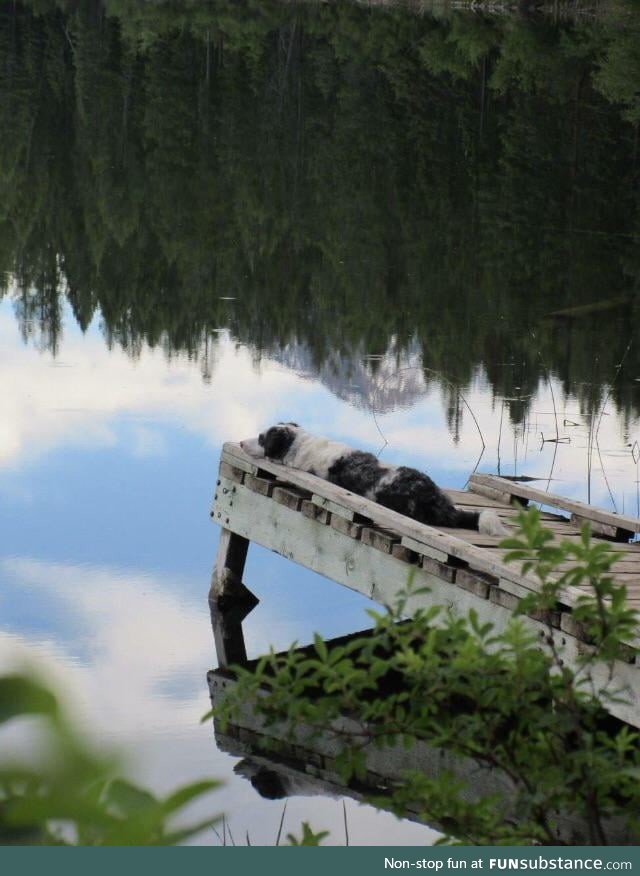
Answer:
1;297;639;844
0;555;434;845
1;301;639;513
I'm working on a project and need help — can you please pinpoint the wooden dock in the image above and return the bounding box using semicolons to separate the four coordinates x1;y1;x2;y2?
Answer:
210;442;640;727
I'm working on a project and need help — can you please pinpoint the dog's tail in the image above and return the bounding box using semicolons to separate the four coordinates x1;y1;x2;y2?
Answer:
454;508;509;537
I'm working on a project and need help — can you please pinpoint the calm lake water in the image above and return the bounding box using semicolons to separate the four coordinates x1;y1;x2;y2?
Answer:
1;0;640;845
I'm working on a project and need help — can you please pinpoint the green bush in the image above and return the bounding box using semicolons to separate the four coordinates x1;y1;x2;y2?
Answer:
212;509;640;845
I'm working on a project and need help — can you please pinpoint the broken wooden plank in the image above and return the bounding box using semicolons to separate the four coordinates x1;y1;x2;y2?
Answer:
470;473;640;535
571;513;633;542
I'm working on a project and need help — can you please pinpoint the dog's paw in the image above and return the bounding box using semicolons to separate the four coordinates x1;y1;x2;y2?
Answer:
478;509;510;537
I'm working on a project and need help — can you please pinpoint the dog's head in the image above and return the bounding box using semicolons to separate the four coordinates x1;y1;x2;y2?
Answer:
234;760;289;800
240;422;300;461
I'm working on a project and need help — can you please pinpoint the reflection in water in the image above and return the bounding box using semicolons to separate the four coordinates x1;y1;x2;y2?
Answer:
1;1;640;425
269;338;428;414
1;0;640;846
208;612;636;844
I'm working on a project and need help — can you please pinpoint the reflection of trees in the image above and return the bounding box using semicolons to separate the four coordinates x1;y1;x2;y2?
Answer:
1;1;639;423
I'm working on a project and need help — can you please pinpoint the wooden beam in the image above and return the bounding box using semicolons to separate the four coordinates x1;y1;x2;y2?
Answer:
209;527;256;607
209;599;255;668
469;473;640;536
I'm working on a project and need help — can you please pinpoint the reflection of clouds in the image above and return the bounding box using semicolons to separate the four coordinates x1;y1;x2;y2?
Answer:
0;307;314;469
0;557;213;738
2;301;639;514
6;296;636;842
0;556;433;844
0;556;305;740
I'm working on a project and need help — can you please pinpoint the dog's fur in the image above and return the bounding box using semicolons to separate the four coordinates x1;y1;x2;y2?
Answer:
240;424;508;536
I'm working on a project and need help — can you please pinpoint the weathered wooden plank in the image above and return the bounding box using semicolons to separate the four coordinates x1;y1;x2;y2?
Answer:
468;480;529;506
209;527;251;602
571;513;633;542
496;574;545;601
490;586;519;612
219;460;246;484
391;543;419;564
491;540;640;555
272;484;309;511
311;493;358;522
401;535;449;563
437;523;597;549
244;474;275;497
555;559;640;571
361;527;399;554
212;476;482;613
330;514;363;540
448;501;563;521
301;499;331;525
437;527;508;547
443;489;505;508
422;555;458;583
470;473;640;535
221;445;260;475
456;568;491;599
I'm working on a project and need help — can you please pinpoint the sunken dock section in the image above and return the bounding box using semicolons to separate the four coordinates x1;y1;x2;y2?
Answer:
210;442;640;728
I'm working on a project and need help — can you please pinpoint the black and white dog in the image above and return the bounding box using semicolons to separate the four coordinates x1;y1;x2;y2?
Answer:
240;423;508;536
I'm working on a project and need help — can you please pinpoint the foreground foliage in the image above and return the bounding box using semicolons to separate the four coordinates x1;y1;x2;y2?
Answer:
213;509;640;845
0;674;221;845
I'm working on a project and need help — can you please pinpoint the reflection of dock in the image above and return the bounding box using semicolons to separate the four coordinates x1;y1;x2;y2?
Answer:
210;443;640;727
208;627;512;831
207;625;635;844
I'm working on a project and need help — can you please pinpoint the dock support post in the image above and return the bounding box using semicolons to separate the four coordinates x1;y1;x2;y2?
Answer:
209;528;258;668
209;599;255;668
209;528;256;607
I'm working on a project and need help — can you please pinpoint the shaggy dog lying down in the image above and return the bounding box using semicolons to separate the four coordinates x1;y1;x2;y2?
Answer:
240;423;508;536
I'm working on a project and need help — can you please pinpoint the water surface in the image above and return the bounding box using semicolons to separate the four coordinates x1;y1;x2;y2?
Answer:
1;0;640;844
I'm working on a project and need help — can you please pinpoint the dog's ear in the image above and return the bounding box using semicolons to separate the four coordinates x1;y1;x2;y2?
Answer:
262;425;295;460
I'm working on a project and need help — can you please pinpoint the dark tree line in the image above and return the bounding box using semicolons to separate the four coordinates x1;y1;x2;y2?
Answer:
1;0;640;422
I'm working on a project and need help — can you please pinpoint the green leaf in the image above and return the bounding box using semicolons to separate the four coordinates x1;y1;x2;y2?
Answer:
0;675;58;725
